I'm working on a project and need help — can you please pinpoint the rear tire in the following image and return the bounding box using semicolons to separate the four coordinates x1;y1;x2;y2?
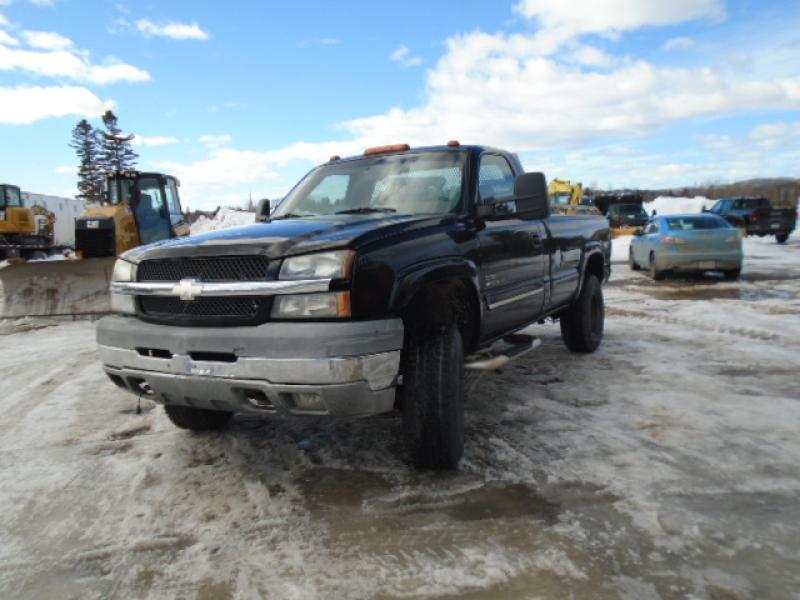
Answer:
649;252;665;281
560;274;604;354
628;247;640;271
402;324;464;469
776;232;789;244
164;404;233;431
29;250;48;261
724;268;741;281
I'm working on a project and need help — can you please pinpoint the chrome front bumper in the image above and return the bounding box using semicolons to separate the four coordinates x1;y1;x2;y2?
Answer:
97;316;403;417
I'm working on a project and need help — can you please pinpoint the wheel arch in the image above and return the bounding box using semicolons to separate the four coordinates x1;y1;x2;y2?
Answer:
394;259;482;353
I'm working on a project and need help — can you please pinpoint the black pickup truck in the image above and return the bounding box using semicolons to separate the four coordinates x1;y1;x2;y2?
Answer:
98;143;611;469
705;197;796;243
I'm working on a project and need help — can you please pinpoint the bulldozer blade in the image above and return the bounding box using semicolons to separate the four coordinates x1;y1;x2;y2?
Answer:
0;258;115;318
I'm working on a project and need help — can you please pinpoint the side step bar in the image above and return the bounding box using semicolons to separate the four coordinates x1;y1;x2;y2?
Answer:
464;334;541;371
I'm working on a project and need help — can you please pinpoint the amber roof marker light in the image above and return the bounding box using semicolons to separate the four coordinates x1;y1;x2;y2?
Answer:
329;155;341;161
447;140;460;147
363;143;410;156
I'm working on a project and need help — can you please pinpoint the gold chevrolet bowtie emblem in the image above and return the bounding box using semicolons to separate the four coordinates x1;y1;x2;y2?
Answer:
173;278;204;301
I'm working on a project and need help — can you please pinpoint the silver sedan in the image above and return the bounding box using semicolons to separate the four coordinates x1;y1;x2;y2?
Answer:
629;214;743;280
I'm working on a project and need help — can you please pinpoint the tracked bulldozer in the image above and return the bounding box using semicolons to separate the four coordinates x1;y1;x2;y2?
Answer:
0;171;190;318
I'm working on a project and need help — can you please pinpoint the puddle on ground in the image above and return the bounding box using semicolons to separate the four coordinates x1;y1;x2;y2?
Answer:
297;468;562;524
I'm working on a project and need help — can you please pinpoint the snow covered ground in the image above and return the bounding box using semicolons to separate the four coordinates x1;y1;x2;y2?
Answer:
0;241;799;598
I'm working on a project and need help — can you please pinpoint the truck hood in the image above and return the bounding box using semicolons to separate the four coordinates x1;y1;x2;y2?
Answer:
122;213;448;262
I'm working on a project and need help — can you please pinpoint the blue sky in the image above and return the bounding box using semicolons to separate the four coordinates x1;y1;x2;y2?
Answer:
1;0;798;209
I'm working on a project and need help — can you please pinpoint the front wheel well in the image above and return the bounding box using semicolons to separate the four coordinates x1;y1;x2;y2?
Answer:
584;252;605;283
401;278;480;353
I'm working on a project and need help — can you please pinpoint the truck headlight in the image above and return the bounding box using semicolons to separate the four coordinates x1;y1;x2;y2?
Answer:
271;292;351;319
279;250;353;280
110;259;136;314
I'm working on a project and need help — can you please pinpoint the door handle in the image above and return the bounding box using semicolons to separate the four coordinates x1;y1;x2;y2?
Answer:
530;233;542;249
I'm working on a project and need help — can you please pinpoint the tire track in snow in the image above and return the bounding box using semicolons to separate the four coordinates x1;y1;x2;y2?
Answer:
606;307;796;344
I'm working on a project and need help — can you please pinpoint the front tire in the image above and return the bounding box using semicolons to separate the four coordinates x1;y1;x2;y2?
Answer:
628;247;640;271
560;274;604;354
164;404;233;431
776;232;789;244
649;252;665;281
402;324;464;469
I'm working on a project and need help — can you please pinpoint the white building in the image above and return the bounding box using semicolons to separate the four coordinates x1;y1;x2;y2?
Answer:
21;191;86;247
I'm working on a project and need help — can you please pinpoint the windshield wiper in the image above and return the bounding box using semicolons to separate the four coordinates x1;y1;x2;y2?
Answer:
335;207;397;215
272;212;317;220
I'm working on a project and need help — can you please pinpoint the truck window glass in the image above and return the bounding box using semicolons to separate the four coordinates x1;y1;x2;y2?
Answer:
478;155;515;201
273;152;466;218
308;174;350;213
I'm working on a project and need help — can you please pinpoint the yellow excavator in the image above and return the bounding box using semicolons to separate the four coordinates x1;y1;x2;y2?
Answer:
548;178;601;216
0;183;56;261
0;171;190;318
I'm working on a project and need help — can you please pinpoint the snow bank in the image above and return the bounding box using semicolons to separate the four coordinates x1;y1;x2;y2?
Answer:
191;208;255;235
646;196;714;216
611;235;633;262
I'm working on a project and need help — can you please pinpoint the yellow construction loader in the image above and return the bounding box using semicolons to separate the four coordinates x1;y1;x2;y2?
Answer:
76;170;190;258
0;183;55;261
0;171;190;318
548;178;600;216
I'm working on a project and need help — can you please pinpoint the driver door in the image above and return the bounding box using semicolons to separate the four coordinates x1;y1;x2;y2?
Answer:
134;177;173;245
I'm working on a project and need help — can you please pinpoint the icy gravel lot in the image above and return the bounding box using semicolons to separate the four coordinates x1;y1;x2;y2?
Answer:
0;236;798;599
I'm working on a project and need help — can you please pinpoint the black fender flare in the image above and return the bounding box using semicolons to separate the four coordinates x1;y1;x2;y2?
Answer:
573;247;608;299
392;257;483;322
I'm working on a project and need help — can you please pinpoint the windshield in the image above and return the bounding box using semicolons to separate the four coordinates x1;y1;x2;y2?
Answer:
1;185;22;208
666;216;730;230
273;152;466;219
610;203;646;215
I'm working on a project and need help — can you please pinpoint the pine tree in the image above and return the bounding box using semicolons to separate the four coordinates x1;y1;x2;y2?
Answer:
70;119;105;203
99;110;138;173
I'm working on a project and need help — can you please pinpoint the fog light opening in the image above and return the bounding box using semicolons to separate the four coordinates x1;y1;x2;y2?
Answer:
244;390;274;411
288;391;326;413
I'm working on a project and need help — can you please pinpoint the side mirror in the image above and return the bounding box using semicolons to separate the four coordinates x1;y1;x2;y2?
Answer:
633;229;644;237
701;207;708;213
513;172;549;219
256;198;271;222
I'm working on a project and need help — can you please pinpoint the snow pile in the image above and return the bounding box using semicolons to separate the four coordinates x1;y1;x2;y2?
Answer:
646;196;714;216
191;208;255;235
611;235;633;262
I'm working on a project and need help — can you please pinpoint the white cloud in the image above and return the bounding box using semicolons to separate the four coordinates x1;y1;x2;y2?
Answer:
20;30;73;50
663;36;696;51
131;135;179;147
514;0;723;53
0;11;7;26
748;121;800;150
570;44;613;67
0;84;113;124
0;30;18;46
0;42;150;84
135;19;209;41
54;165;77;174
390;45;422;67
199;134;232;147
